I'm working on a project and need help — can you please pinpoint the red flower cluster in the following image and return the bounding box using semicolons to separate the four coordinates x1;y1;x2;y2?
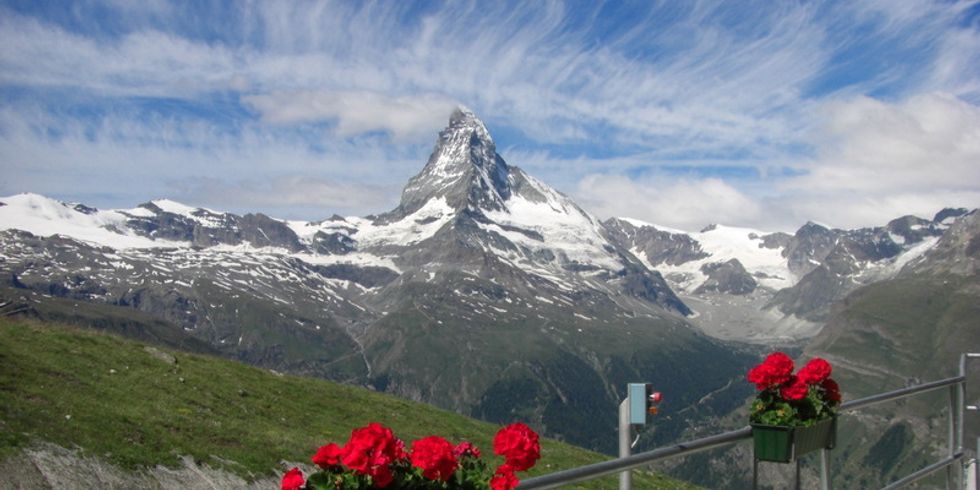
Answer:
282;422;541;489
747;352;842;427
311;442;342;467
822;378;841;402
798;358;832;384
748;354;836;396
281;467;304;490
493;422;540;472
453;441;481;458
746;352;795;389
490;468;520;490
779;376;809;401
410;436;458;481
340;422;405;487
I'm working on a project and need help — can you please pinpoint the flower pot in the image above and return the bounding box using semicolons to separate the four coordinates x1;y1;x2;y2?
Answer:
751;416;836;463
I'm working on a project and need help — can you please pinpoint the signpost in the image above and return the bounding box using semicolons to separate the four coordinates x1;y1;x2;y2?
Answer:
620;383;662;490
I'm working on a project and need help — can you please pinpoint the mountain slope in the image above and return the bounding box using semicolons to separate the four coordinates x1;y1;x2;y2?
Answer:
0;318;697;489
766;212;958;322
798;210;980;488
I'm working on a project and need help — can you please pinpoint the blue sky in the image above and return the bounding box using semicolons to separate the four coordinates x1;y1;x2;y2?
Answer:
1;0;979;231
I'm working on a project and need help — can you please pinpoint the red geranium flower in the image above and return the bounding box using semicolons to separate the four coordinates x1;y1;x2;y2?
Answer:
746;364;773;390
490;465;520;490
493;423;540;472
312;442;343;468
410;436;459;481
747;352;795;389
822;378;841;403
394;438;408;461
798;358;832;385
281;467;304;490
779;376;809;401
341;423;403;476
454;441;481;458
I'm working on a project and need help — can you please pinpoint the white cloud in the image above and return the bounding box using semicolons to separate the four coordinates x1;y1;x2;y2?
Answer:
242;91;458;141
569;92;980;231
575;174;762;232
774;92;980;228
772;190;980;230
796;93;980;193
0;14;240;98
929;27;980;102
166;175;398;219
0;102;418;218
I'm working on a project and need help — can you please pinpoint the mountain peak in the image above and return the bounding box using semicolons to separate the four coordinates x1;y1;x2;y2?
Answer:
449;105;482;125
392;107;510;218
444;105;494;150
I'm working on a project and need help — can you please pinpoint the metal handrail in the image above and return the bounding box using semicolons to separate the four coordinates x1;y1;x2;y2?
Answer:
517;427;752;489
880;453;964;490
517;354;977;490
840;375;964;411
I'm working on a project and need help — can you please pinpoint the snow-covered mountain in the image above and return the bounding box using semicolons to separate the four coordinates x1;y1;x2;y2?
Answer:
603;210;966;342
605;219;794;292
1;108;686;315
0;108;748;453
0;107;971;345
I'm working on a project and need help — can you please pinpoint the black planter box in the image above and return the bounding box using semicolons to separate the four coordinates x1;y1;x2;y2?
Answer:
751;416;836;463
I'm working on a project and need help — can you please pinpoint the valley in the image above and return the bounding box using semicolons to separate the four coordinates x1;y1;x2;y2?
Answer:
1;108;977;488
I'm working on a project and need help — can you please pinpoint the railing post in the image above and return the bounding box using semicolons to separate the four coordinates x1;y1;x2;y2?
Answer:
619;398;631;490
950;384;958;489
820;448;832;490
959;355;968;490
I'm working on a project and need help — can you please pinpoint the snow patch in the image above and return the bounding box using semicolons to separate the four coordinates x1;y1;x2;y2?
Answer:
332;197;455;248
889;236;940;273
627;222;794;291
0;193;184;249
483;181;622;271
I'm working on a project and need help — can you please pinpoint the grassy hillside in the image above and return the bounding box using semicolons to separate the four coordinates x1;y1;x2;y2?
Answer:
0;318;697;489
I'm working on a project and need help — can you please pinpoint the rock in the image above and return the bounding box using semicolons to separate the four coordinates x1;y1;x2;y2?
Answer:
0;442;277;489
144;346;177;365
695;259;757;295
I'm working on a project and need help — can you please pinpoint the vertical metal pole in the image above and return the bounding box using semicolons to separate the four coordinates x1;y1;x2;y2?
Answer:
795;458;802;490
975;437;979;490
820;448;832;490
949;384;957;489
619;399;631;490
959;355;967;490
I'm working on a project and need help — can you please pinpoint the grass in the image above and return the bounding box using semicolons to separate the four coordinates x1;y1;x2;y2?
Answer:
0;317;697;488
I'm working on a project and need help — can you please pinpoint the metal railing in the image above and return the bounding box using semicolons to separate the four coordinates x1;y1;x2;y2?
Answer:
517;353;979;490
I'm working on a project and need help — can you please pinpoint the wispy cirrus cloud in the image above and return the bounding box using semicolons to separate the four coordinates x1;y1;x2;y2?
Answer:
242;91;458;141
0;0;978;228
